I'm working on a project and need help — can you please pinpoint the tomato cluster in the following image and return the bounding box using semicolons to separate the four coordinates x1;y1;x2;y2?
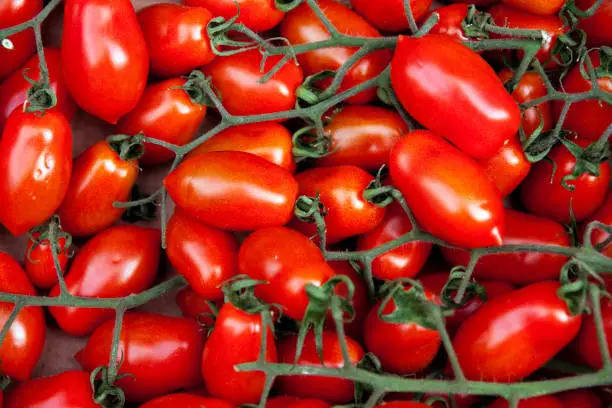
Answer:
0;0;610;407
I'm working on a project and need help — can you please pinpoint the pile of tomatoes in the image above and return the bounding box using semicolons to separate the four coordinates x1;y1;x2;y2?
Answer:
0;0;610;406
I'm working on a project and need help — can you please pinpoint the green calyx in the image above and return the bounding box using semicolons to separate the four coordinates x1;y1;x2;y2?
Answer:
22;68;58;114
180;70;215;106
559;137;610;191
552;28;588;69
294;194;327;224
291;124;334;161
377;280;439;331
222;275;270;315
296;70;337;107
27;215;73;263
363;166;395;208
461;5;491;40
441;268;487;310
275;0;303;12
107;133;146;162
90;366;126;408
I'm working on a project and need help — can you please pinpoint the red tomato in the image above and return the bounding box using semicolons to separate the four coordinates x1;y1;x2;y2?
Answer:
204;50;303;117
0;109;72;236
452;281;582;382
0;0;42;80
442;210;570;285
577;0;612;47
427;4;471;42
389;130;504;249
115;77;207;166
556;390;602;408
351;0;432;32
190;123;296;172
24;233;69;290
202;303;277;404
375;402;429;407
447;0;499;6
289;400;332;408
175;286;218;326
357;202;432;280
139;394;236;408
314;105;408;171
489;396;564;408
76;312;205;403
165;151;298;231
267;396;301;408
392;35;520;159
581;193;611;257
280;0;392;104
489;5;567;69
276;331;364;404
56;140;139;237
167;209;238;301
183;0;284;32
138;3;215;78
328;261;370;339
5;371;98;408
0;252;45;381
576;297;612;369
291;166;385;245
503;0;564;15
62;0;148;124
49;225;160;336
554;51;612;141
520;138;611;223
0;48;76;131
480;134;531;197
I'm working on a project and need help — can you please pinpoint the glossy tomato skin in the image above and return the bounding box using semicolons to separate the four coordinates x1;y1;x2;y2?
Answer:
392;35;520;159
447;0;500;6
267;397;301;408
0;0;42;80
276;331;364;404
138;3;215;78
49;226;160;336
183;0;284;32
0;109;72;236
328;261;370;339
167;209;238;301
190;123;295;172
556;390;602;408
62;0;148;124
77;312;205;403
442;210;570;285
165;151;298;231
351;0;432;32
56;141;139;237
5;371;98;408
115;77;207;166
291;166;385;245
480;134;531;197
427;4;470;42
24;234;69;289
520;139;611;223
452;281;582;382
202;303;277;404
0;48;76;131
139;394;236;408
489;396;564;408
364;289;441;374
576;297;612;369
581;193;611;257
577;0;612;47
281;0;392;104
315;105;408;171
555;52;612;141
389;130;504;249
289;400;332;408
204;50;303;117
357;202;432;280
503;0;565;15
175;286;218;327
0;252;45;381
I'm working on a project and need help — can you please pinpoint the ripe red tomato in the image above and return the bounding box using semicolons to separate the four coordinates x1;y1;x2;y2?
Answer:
138;3;215;78
351;0;432;32
167;209;238;301
291;166;385;245
139;394;236;408
328;261;370;339
554;51;612;141
577;0;612;47
452;281;582;382
489;396;564;408
24;233;69;290
427;4;471;42
364;288;441;374
289;400;332;408
204;50;303;117
503;0;565;15
480;134;531;197
0;252;45;381
165;151;298;231
175;286;218;327
190;123;296;172
5;371;98;408
62;0;148;124
442;210;570;285
267;396;300;408
182;0;284;32
276;331;364;404
280;0;392;104
313;105;408;171
556;390;602;408
375;402;429;408
447;0;500;5
76;312;205;403
357;202;432;280
49;225;160;336
520;138;611;223
0;109;72;236
0;48;76;131
392;35;520;159
389;130;504;249
576;297;612;370
581;193;611;257
0;0;42;80
202;303;277;404
115;77;207;166
56;140;139;237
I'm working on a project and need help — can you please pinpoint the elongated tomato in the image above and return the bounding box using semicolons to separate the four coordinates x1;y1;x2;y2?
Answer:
24;233;69;289
577;0;612;47
139;394;236;408
391;34;520;159
183;0;284;32
351;0;432;32
480;135;531;197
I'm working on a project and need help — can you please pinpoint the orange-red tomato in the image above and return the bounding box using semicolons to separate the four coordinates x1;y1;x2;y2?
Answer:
139;395;236;408
503;0;565;15
183;0;284;32
351;0;432;32
480;135;531;197
576;297;612;370
24;233;69;290
175;286;218;327
427;4;471;42
0;0;42;80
